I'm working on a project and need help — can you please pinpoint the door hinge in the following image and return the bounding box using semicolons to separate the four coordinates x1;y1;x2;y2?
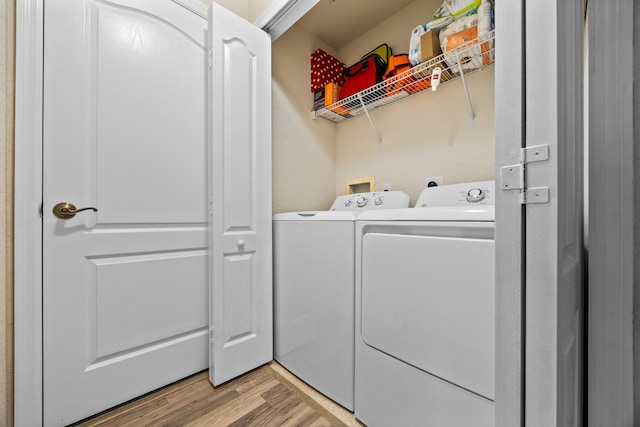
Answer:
208;51;213;69
500;144;550;204
209;326;214;343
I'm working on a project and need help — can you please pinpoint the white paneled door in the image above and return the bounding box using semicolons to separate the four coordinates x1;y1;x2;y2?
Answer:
208;2;273;386
42;1;209;425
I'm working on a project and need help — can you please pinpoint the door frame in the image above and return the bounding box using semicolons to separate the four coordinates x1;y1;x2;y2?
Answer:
13;1;208;425
14;1;44;424
587;0;635;425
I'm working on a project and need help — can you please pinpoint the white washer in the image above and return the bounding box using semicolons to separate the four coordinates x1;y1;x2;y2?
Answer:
355;181;495;426
273;191;410;411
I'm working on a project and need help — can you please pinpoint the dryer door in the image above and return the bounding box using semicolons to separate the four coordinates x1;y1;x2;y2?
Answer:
361;228;495;400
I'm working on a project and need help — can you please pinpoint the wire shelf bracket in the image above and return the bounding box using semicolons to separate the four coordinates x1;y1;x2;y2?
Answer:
357;93;383;147
456;53;477;127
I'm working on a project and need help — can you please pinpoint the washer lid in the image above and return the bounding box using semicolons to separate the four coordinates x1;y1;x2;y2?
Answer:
273;211;357;221
357;205;495;222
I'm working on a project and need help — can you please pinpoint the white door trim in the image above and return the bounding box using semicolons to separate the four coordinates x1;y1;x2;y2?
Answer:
14;0;44;425
494;1;524;425
13;1;209;425
253;0;318;42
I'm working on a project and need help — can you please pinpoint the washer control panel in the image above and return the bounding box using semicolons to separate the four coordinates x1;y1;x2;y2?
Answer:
416;181;495;208
330;191;410;211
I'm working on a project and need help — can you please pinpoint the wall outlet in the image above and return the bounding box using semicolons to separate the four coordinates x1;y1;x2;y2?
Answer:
424;176;444;188
383;183;392;191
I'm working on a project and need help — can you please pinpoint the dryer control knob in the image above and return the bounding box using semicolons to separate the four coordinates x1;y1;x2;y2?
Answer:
344;199;352;207
374;197;383;206
357;197;368;207
466;188;486;203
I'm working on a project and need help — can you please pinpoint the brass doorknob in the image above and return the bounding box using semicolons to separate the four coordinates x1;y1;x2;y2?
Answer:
52;202;98;219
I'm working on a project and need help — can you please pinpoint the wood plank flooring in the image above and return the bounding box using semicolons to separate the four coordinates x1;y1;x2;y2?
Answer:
75;364;350;427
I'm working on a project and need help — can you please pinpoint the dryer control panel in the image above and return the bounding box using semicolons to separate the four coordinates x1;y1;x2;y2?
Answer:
330;191;410;211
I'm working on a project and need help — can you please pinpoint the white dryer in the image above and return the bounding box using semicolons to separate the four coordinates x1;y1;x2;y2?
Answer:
355;181;495;426
273;191;410;410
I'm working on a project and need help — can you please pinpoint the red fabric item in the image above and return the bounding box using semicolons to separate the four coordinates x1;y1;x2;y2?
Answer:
310;49;345;93
340;54;387;100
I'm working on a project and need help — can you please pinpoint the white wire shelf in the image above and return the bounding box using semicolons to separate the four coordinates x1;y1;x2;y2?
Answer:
314;31;496;125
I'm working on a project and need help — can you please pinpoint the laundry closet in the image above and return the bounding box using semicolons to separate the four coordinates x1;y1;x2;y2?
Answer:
269;0;497;424
270;0;495;213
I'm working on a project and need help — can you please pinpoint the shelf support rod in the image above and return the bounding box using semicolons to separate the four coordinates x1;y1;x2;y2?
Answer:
357;93;382;147
456;55;477;126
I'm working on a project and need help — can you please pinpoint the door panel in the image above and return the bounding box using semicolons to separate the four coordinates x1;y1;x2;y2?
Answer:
43;1;208;425
222;41;256;231
94;4;207;224
223;253;257;342
89;250;207;358
209;2;273;386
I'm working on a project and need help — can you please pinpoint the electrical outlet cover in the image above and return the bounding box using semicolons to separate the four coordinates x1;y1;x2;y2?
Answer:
424;176;444;188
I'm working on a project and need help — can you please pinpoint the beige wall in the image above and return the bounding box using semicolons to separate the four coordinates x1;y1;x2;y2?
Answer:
272;25;338;213
248;0;274;23
212;0;277;22
337;0;435;66
334;70;494;205
273;0;495;208
207;0;274;23
200;0;249;20
334;0;494;205
1;0;14;425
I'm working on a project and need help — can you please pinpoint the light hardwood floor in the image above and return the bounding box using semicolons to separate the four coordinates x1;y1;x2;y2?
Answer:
75;363;363;427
